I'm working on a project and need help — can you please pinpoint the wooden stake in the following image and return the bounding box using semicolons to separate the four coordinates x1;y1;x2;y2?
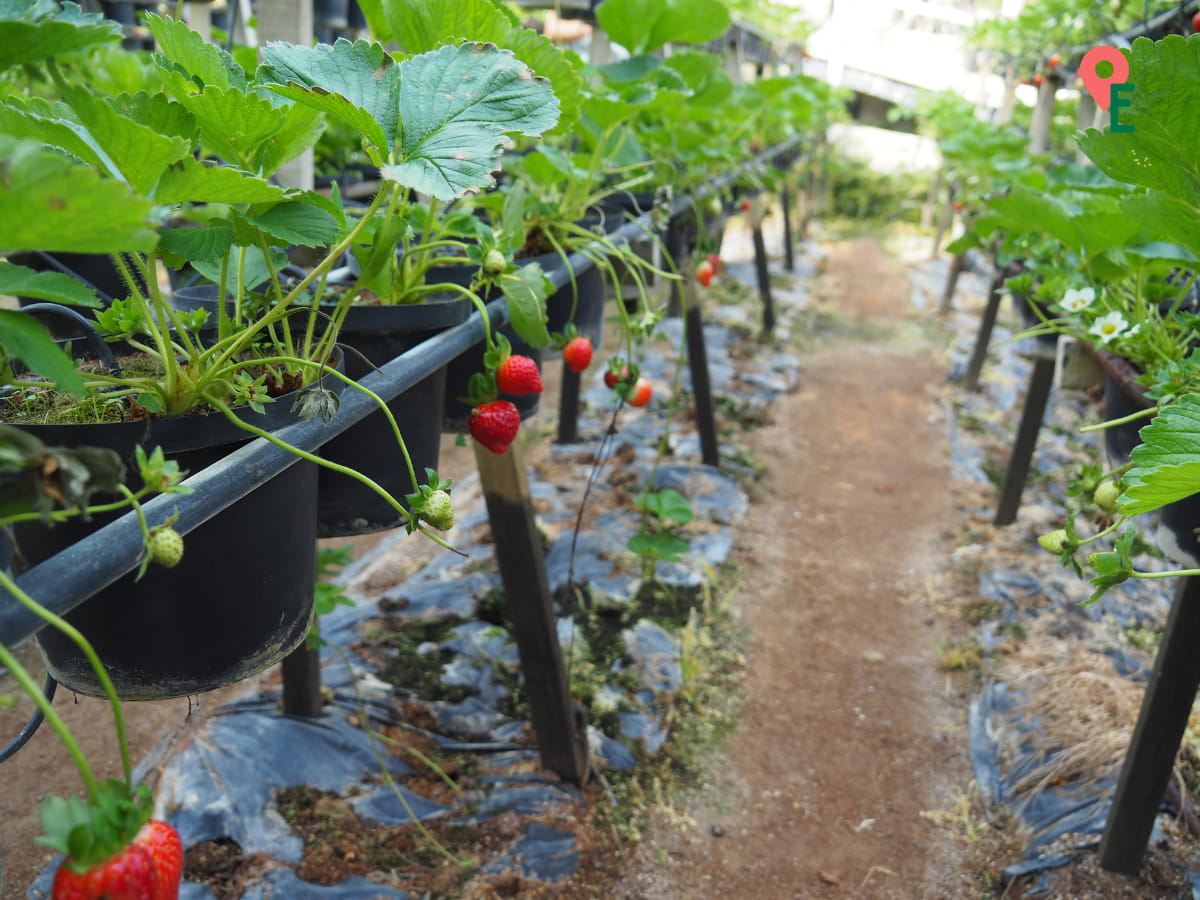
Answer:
781;186;796;273
281;641;323;718
939;252;966;315
1100;575;1200;873
752;225;776;336
556;363;582;445
994;350;1056;526
473;440;589;784
963;272;1005;392
681;259;720;468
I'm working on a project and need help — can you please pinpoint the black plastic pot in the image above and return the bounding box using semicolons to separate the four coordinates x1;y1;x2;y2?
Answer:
8;250;146;306
1098;351;1153;470
1158;493;1200;567
9;355;344;700
316;296;470;536
531;251;605;346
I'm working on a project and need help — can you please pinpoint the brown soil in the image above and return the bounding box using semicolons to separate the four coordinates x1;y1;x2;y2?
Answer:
4;232;1197;899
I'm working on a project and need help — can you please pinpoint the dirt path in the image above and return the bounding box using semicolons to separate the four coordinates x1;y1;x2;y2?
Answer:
615;236;977;897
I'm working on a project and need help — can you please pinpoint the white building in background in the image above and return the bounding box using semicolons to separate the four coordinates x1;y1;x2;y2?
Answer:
769;0;1007;171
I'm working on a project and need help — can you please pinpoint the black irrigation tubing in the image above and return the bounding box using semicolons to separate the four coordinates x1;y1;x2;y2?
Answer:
0;138;804;652
0;673;56;764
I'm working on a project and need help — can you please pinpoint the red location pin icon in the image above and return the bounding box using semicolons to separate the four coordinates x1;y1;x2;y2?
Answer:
1080;46;1129;110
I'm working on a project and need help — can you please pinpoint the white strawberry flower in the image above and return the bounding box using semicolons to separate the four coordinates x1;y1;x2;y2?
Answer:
1061;286;1096;312
1089;311;1131;344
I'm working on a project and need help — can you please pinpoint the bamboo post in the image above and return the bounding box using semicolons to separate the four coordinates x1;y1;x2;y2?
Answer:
1099;575;1200;873
474;441;589;784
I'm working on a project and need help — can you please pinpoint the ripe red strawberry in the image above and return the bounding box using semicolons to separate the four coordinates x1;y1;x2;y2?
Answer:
628;377;653;407
469;400;521;454
1032;73;1044;86
49;817;181;900
604;365;629;389
562;336;593;373
1047;52;1061;69
739;198;751;212
1194;9;1200;30
495;355;543;396
696;259;715;287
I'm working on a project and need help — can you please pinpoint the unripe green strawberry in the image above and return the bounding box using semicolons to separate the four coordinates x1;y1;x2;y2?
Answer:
483;249;507;277
1093;481;1122;514
147;527;184;568
423;490;454;531
1037;529;1069;554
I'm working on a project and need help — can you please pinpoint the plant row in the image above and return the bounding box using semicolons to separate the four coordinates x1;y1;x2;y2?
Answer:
0;0;840;895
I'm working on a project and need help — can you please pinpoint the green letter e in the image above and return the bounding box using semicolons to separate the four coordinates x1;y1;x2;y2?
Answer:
1110;84;1134;133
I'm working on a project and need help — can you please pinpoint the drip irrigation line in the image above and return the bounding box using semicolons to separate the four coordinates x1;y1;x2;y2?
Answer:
0;674;56;765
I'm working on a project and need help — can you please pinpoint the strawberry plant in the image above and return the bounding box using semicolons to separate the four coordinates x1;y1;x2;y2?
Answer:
0;426;191;896
0;6;560;543
628;488;694;578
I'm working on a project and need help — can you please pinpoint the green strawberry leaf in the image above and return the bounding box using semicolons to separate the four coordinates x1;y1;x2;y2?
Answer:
158;225;234;266
53;81;194;195
0;309;86;394
1120;191;1200;263
628;532;690;562
1077;35;1200;208
0;137;156;254
259;39;398;163
0;262;102;308
1120;393;1200;515
637;488;694;524
155;156;289;204
0;96;113;174
368;0;510;52
146;12;247;91
168;85;324;176
0;0;120;69
247;200;341;248
381;43;560;200
361;0;582;135
597;0;731;55
110;91;198;143
499;264;550;350
504;27;583;135
190;245;288;293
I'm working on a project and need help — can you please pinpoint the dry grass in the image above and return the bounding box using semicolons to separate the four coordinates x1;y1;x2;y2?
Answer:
996;641;1146;798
